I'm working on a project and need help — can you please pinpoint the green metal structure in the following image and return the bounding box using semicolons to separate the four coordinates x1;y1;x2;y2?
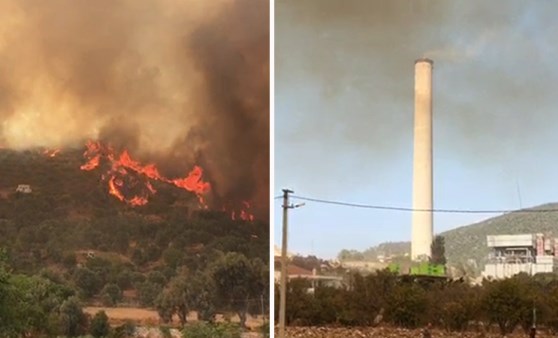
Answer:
388;262;446;278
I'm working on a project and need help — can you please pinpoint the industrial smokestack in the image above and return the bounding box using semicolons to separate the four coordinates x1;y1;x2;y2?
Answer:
411;58;433;261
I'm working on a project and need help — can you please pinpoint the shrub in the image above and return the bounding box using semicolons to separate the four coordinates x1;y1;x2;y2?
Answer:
260;321;270;338
90;311;111;338
385;284;428;329
100;283;122;306
159;325;172;338
182;322;241;338
110;320;136;338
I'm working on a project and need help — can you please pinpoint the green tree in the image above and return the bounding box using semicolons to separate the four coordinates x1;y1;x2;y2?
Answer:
0;251;76;337
10;273;75;336
137;281;162;307
543;283;558;332
112;320;136;338
147;271;167;287
156;271;215;325
163;247;184;270
283;279;312;325
182;322;241;338
210;253;267;328
85;256;113;284
385;284;428;328
100;283;122;306
430;235;446;265
155;290;175;324
0;262;27;337
90;311;111;338
116;269;133;290
131;248;146;266
62;252;77;270
59;297;88;337
336;273;379;326
337;249;364;261
73;267;102;298
436;283;480;332
482;277;531;335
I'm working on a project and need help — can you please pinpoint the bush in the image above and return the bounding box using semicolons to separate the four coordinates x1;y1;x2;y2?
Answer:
90;310;111;338
260;321;270;338
137;281;162;307
110;320;136;338
147;271;167;286
62;251;77;269
59;297;89;337
73;267;102;298
182;322;241;338
385;284;428;329
482;277;533;335
116;269;132;290
159;325;172;338
100;283;122;306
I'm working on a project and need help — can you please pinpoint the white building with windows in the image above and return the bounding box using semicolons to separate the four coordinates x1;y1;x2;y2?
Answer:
482;233;556;279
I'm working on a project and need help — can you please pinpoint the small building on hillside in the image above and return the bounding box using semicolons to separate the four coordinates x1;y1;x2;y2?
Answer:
340;260;388;273
273;246;343;289
15;184;32;194
482;233;557;279
274;261;344;290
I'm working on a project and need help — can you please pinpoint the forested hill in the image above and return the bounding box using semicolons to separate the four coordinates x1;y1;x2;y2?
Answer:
0;147;268;303
441;203;558;266
339;203;558;269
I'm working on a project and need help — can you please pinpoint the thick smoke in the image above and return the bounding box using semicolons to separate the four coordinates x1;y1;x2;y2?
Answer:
276;0;558;192
0;0;269;217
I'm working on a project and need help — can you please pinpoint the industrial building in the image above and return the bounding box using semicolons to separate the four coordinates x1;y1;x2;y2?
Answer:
482;233;557;279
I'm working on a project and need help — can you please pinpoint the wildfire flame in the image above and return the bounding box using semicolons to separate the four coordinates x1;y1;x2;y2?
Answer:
80;141;210;207
231;201;255;222
79;140;255;221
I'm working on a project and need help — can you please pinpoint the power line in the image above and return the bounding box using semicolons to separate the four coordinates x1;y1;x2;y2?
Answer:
290;195;558;214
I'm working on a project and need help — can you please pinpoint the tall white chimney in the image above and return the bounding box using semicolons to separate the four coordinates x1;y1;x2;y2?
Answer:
411;58;433;261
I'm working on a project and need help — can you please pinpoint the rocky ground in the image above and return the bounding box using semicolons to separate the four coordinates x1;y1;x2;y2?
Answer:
133;327;263;338
277;326;554;338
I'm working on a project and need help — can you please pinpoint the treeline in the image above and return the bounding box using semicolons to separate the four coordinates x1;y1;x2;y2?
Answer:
276;271;558;336
337;242;410;262
1;254;253;338
0;248;268;337
0;249;96;337
0;210;269;322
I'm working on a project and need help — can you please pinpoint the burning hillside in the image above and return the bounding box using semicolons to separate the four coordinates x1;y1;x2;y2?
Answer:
0;145;256;222
0;0;269;219
76;140;255;220
79;140;210;207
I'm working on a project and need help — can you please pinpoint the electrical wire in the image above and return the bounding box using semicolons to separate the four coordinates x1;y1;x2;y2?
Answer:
289;195;558;214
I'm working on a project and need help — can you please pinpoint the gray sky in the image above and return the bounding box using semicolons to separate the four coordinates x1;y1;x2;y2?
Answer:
275;0;558;259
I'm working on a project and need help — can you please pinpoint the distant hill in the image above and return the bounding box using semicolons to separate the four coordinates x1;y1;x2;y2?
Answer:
442;203;558;266
340;203;558;271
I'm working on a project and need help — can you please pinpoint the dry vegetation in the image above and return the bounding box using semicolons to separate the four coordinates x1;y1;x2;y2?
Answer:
84;307;266;329
279;326;552;338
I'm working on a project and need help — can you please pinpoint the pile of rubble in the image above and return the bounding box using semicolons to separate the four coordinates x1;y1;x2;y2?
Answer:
277;326;554;338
